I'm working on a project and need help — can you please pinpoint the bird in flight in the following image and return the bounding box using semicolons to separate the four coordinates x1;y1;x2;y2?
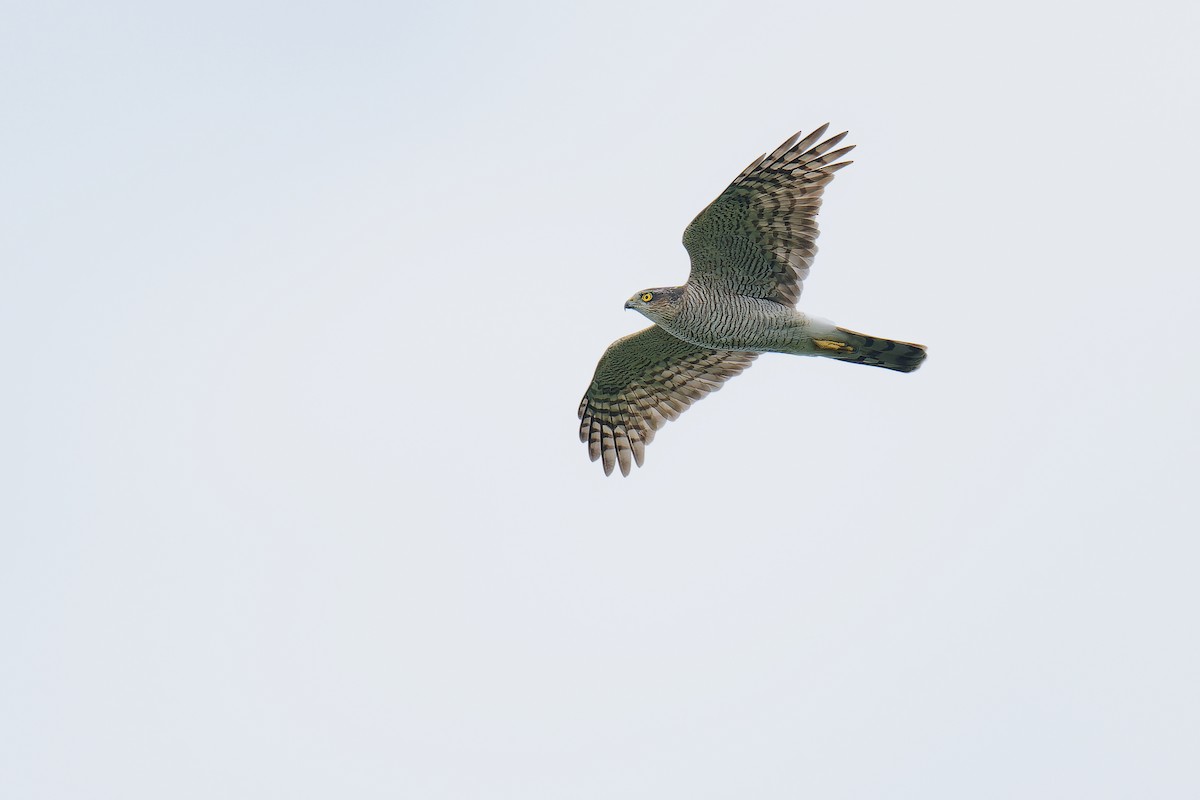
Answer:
578;124;927;476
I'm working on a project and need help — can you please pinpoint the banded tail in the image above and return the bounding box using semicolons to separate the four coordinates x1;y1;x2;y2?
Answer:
814;327;927;373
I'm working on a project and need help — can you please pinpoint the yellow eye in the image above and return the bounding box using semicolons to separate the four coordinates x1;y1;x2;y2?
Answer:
641;292;654;302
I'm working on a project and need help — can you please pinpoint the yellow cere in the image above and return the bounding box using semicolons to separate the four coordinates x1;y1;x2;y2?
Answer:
641;292;654;302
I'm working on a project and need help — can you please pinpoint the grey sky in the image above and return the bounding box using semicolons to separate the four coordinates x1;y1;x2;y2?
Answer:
3;1;1198;797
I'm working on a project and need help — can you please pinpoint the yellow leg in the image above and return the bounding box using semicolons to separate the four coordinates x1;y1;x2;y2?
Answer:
813;339;855;353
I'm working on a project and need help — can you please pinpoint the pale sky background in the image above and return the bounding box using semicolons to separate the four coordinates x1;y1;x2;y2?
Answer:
3;1;1198;797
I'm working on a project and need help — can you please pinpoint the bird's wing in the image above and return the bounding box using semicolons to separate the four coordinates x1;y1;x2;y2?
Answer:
682;124;854;306
578;325;757;476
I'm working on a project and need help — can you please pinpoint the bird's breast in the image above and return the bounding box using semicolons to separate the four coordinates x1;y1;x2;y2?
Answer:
664;294;799;352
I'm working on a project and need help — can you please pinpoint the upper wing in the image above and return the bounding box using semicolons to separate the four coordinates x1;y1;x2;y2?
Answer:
682;125;854;306
578;325;757;476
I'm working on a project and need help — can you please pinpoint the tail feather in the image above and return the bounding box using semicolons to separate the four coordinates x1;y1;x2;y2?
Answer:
826;327;927;373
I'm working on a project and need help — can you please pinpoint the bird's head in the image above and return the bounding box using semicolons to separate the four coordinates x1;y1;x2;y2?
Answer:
624;286;683;323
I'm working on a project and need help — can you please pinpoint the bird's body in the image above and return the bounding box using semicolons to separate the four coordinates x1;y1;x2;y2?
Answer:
642;282;833;354
579;125;927;476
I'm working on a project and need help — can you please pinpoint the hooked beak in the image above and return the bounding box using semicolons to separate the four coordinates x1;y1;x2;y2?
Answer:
623;300;634;310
